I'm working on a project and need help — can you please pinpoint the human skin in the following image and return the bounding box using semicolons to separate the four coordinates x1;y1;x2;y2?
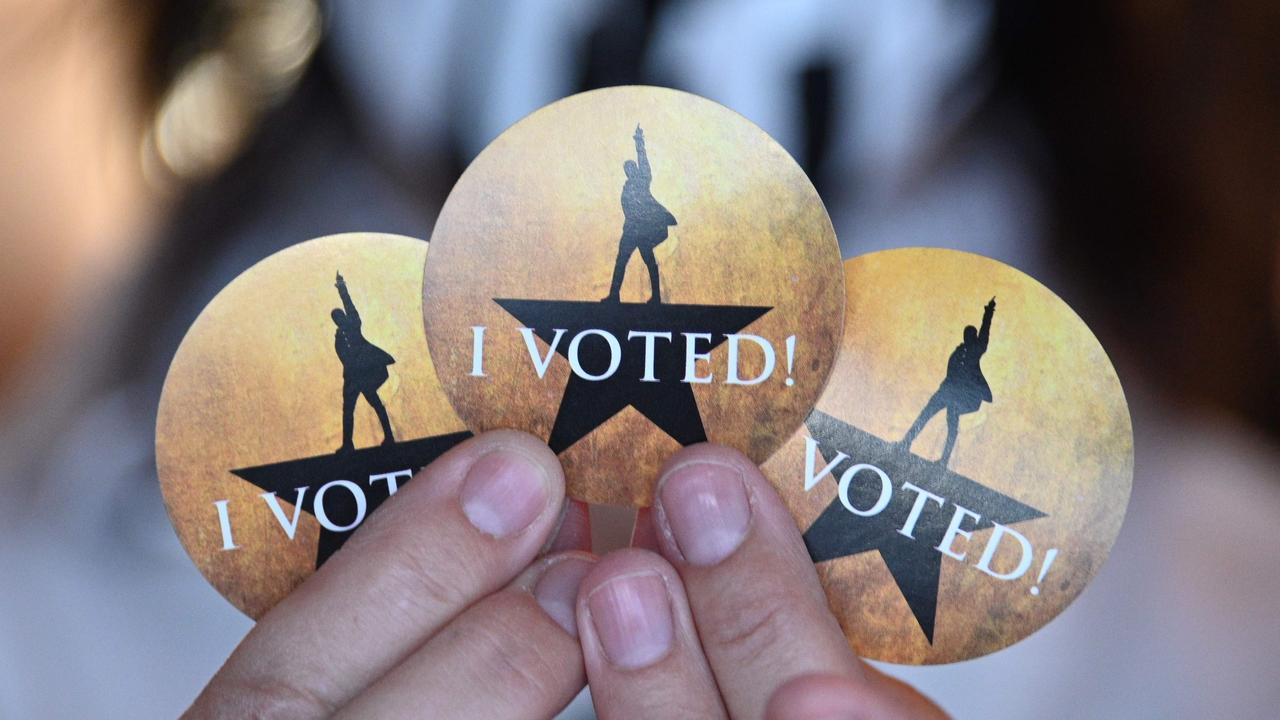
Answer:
0;0;158;390
186;430;946;719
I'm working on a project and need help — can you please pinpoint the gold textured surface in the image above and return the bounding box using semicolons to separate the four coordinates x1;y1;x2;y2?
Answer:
423;86;844;506
155;233;466;618
762;249;1133;664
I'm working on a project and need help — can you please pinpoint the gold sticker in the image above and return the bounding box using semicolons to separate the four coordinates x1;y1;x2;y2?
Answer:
156;233;469;618
763;248;1133;663
422;86;844;506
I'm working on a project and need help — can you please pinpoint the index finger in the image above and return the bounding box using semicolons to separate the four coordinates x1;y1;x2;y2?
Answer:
187;430;565;719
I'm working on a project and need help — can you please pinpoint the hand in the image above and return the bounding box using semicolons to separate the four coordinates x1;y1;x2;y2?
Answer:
335;271;346;289
635;124;644;140
987;296;996;310
584;444;947;719
186;430;594;719
186;434;945;719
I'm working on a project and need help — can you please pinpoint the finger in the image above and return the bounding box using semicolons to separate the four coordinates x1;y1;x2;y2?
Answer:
336;552;597;719
548;499;592;553
765;672;948;720
629;507;661;552
188;430;566;719
649;443;863;719
577;549;725;719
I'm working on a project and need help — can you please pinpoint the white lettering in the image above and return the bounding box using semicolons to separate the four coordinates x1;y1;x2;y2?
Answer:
214;499;238;551
260;487;309;540
469;326;487;377
568;329;622;380
369;469;412;496
628;331;672;382
725;333;776;385
313;480;367;532
936;504;981;561
682;332;714;383
975;523;1036;580
897;482;945;539
518;327;565;378
837;464;893;517
802;436;848;492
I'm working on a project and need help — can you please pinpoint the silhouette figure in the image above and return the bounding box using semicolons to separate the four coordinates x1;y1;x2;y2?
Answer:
604;125;678;303
331;272;396;452
902;298;997;466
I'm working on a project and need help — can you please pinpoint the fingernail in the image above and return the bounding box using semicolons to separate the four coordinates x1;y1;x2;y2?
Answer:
587;572;674;669
538;499;572;555
460;448;551;537
657;462;751;566
533;556;594;637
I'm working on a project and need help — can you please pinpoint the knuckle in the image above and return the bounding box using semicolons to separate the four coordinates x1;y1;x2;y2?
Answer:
377;540;475;616
700;596;787;664
189;674;335;720
353;512;489;618
479;633;558;699
450;603;569;704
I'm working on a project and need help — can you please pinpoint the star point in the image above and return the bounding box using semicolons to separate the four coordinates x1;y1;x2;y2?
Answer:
801;410;1045;643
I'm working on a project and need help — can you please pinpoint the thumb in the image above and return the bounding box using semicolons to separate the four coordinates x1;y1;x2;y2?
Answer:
766;672;948;720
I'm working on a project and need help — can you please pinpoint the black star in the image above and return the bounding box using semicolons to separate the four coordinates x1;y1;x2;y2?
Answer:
494;299;771;453
801;410;1045;643
231;432;471;568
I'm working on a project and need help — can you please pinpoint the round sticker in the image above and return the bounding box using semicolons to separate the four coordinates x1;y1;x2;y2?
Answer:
156;233;470;618
762;248;1133;664
422;86;844;507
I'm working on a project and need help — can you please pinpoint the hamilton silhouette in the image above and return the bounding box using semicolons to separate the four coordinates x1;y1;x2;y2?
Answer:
332;272;396;452
603;125;678;303
901;297;997;467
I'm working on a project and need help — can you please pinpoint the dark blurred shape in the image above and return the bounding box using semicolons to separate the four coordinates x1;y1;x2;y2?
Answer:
797;57;839;196
143;0;226;97
993;1;1280;436
576;0;668;90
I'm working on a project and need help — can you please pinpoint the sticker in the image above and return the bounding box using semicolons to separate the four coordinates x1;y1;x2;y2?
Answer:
422;86;844;506
762;248;1133;664
156;233;470;618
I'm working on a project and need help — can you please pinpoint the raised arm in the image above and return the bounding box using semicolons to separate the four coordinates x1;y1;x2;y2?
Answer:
336;271;359;323
978;297;995;349
634;125;651;181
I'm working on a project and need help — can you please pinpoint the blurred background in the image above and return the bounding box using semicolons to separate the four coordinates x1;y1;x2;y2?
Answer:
1;1;1277;717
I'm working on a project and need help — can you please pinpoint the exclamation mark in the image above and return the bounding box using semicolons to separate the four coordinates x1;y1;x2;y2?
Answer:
784;335;796;386
1029;548;1058;596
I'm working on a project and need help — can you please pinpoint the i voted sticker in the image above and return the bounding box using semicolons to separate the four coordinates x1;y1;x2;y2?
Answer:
422;86;844;506
763;248;1133;664
156;233;470;618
